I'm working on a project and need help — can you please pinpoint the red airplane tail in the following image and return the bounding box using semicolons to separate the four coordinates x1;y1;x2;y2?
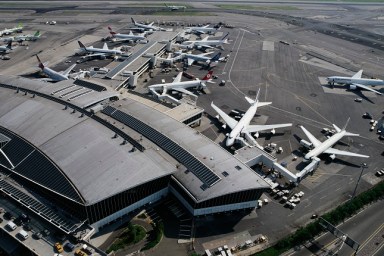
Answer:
201;70;213;80
36;55;44;70
108;26;116;36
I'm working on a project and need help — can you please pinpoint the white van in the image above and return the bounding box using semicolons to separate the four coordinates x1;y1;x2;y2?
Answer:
6;221;17;231
18;230;29;240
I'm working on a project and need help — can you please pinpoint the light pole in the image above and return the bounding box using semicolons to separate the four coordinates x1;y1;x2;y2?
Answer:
351;163;368;200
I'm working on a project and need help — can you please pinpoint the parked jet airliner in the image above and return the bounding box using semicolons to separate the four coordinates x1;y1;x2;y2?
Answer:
108;27;147;42
300;118;369;162
211;89;292;147
164;3;186;11
78;41;125;59
131;18;166;31
36;55;76;82
327;70;383;95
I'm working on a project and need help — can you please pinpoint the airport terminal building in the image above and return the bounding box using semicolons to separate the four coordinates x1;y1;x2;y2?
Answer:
0;76;270;233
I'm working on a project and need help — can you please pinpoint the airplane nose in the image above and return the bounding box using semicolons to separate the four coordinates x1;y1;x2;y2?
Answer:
226;138;234;147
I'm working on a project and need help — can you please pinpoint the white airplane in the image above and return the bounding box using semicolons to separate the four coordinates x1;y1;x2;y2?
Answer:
183;52;223;66
108;26;147;42
77;41;125;59
185;25;219;35
0;36;14;43
36;55;76;82
299;118;369;162
149;70;213;102
14;31;41;42
0;41;12;53
0;23;23;36
327;70;383;95
211;89;292;147
131;18;166;32
177;33;229;50
164;3;186;11
159;51;223;66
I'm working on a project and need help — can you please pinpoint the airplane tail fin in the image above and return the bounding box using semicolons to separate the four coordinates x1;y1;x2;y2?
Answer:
245;88;260;105
222;32;229;40
108;26;116;36
6;40;12;50
36;55;44;70
131;18;136;25
245;89;272;107
210;52;221;62
18;22;23;29
78;41;86;50
201;70;213;81
342;117;350;131
34;31;40;37
335;118;359;136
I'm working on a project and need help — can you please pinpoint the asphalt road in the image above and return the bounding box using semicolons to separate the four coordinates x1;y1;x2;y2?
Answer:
284;199;384;256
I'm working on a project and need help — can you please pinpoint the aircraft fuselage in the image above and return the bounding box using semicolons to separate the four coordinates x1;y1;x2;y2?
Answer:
227;103;257;146
327;76;384;86
304;131;346;160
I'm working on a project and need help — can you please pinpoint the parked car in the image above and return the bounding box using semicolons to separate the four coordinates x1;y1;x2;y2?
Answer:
33;232;43;240
54;242;64;253
64;242;75;251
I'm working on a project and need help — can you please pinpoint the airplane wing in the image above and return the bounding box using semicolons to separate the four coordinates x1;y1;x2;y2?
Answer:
352;83;382;95
84;53;107;58
201;36;209;42
197;44;215;50
300;126;322;147
130;27;146;32
198;52;214;57
245;123;292;133
171;87;195;96
352;70;363;79
60;64;76;76
323;148;369;158
173;72;183;83
194;30;207;35
187;58;195;66
211;102;238;130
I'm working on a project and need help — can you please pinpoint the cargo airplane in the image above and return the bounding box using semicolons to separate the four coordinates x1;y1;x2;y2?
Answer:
299;118;369;162
164;3;186;11
36;55;76;82
149;71;213;103
78;41;126;59
327;70;383;95
131;18;166;32
211;89;292;147
108;27;147;42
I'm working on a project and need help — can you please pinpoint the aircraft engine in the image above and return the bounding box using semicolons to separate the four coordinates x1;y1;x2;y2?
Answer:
271;128;276;134
222;124;227;129
349;84;357;90
329;154;336;160
254;132;259;138
300;139;313;149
